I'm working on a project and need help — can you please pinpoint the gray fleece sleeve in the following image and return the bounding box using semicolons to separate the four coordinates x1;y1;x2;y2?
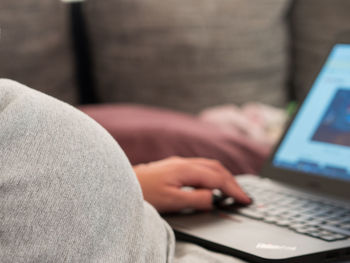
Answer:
0;79;175;262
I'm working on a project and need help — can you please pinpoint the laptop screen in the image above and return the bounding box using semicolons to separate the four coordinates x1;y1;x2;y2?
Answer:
273;44;350;182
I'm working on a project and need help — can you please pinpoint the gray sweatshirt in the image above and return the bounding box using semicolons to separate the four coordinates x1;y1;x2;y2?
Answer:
0;79;245;263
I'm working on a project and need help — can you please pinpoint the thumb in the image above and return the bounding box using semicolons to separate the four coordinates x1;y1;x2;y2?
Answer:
177;189;213;211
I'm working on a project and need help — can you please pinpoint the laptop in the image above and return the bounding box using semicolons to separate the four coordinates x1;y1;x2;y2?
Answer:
164;43;350;263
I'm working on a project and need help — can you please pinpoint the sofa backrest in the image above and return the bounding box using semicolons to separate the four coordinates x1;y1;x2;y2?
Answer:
85;0;291;112
2;0;350;111
0;1;77;105
290;0;350;101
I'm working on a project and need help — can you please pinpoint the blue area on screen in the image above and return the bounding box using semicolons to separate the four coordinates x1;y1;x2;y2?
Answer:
273;44;350;182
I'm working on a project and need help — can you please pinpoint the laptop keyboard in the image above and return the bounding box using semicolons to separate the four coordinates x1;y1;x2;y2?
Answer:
232;179;350;242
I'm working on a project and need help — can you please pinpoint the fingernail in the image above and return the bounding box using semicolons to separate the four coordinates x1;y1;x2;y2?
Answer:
242;194;252;204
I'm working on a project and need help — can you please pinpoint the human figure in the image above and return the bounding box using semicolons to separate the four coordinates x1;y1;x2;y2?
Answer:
0;79;250;262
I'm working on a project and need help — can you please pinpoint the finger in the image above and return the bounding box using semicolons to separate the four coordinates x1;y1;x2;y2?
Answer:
168;157;232;179
174;189;213;211
183;158;251;204
223;176;251;204
177;164;251;204
177;164;226;188
183;157;234;179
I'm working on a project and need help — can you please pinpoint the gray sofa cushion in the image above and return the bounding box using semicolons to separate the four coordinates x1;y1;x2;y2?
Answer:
0;1;77;104
291;0;350;101
86;0;291;112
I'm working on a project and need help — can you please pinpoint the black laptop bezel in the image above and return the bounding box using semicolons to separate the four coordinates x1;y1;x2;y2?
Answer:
261;41;350;201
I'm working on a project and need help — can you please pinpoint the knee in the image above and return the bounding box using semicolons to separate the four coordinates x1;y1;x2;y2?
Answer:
0;79;144;261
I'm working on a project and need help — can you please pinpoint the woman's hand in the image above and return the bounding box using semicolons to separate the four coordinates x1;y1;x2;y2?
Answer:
134;156;251;213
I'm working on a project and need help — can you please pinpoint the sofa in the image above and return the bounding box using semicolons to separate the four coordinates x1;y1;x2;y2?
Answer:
2;0;350;109
1;0;350;174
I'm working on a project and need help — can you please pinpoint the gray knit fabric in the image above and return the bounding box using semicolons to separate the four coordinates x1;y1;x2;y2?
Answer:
174;242;247;263
0;79;250;262
0;79;174;262
291;0;350;101
85;0;291;112
0;1;77;104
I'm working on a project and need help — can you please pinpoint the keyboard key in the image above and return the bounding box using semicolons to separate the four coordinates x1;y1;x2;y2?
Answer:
275;219;293;226
318;234;347;242
238;209;264;220
320;225;350;237
226;180;350;242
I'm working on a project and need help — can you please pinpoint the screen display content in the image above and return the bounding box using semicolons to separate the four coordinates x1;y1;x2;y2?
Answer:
273;44;350;182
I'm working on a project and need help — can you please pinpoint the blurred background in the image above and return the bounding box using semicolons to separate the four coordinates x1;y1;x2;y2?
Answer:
2;0;350;111
1;0;350;173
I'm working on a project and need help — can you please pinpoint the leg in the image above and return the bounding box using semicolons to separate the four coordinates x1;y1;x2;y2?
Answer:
0;79;174;262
